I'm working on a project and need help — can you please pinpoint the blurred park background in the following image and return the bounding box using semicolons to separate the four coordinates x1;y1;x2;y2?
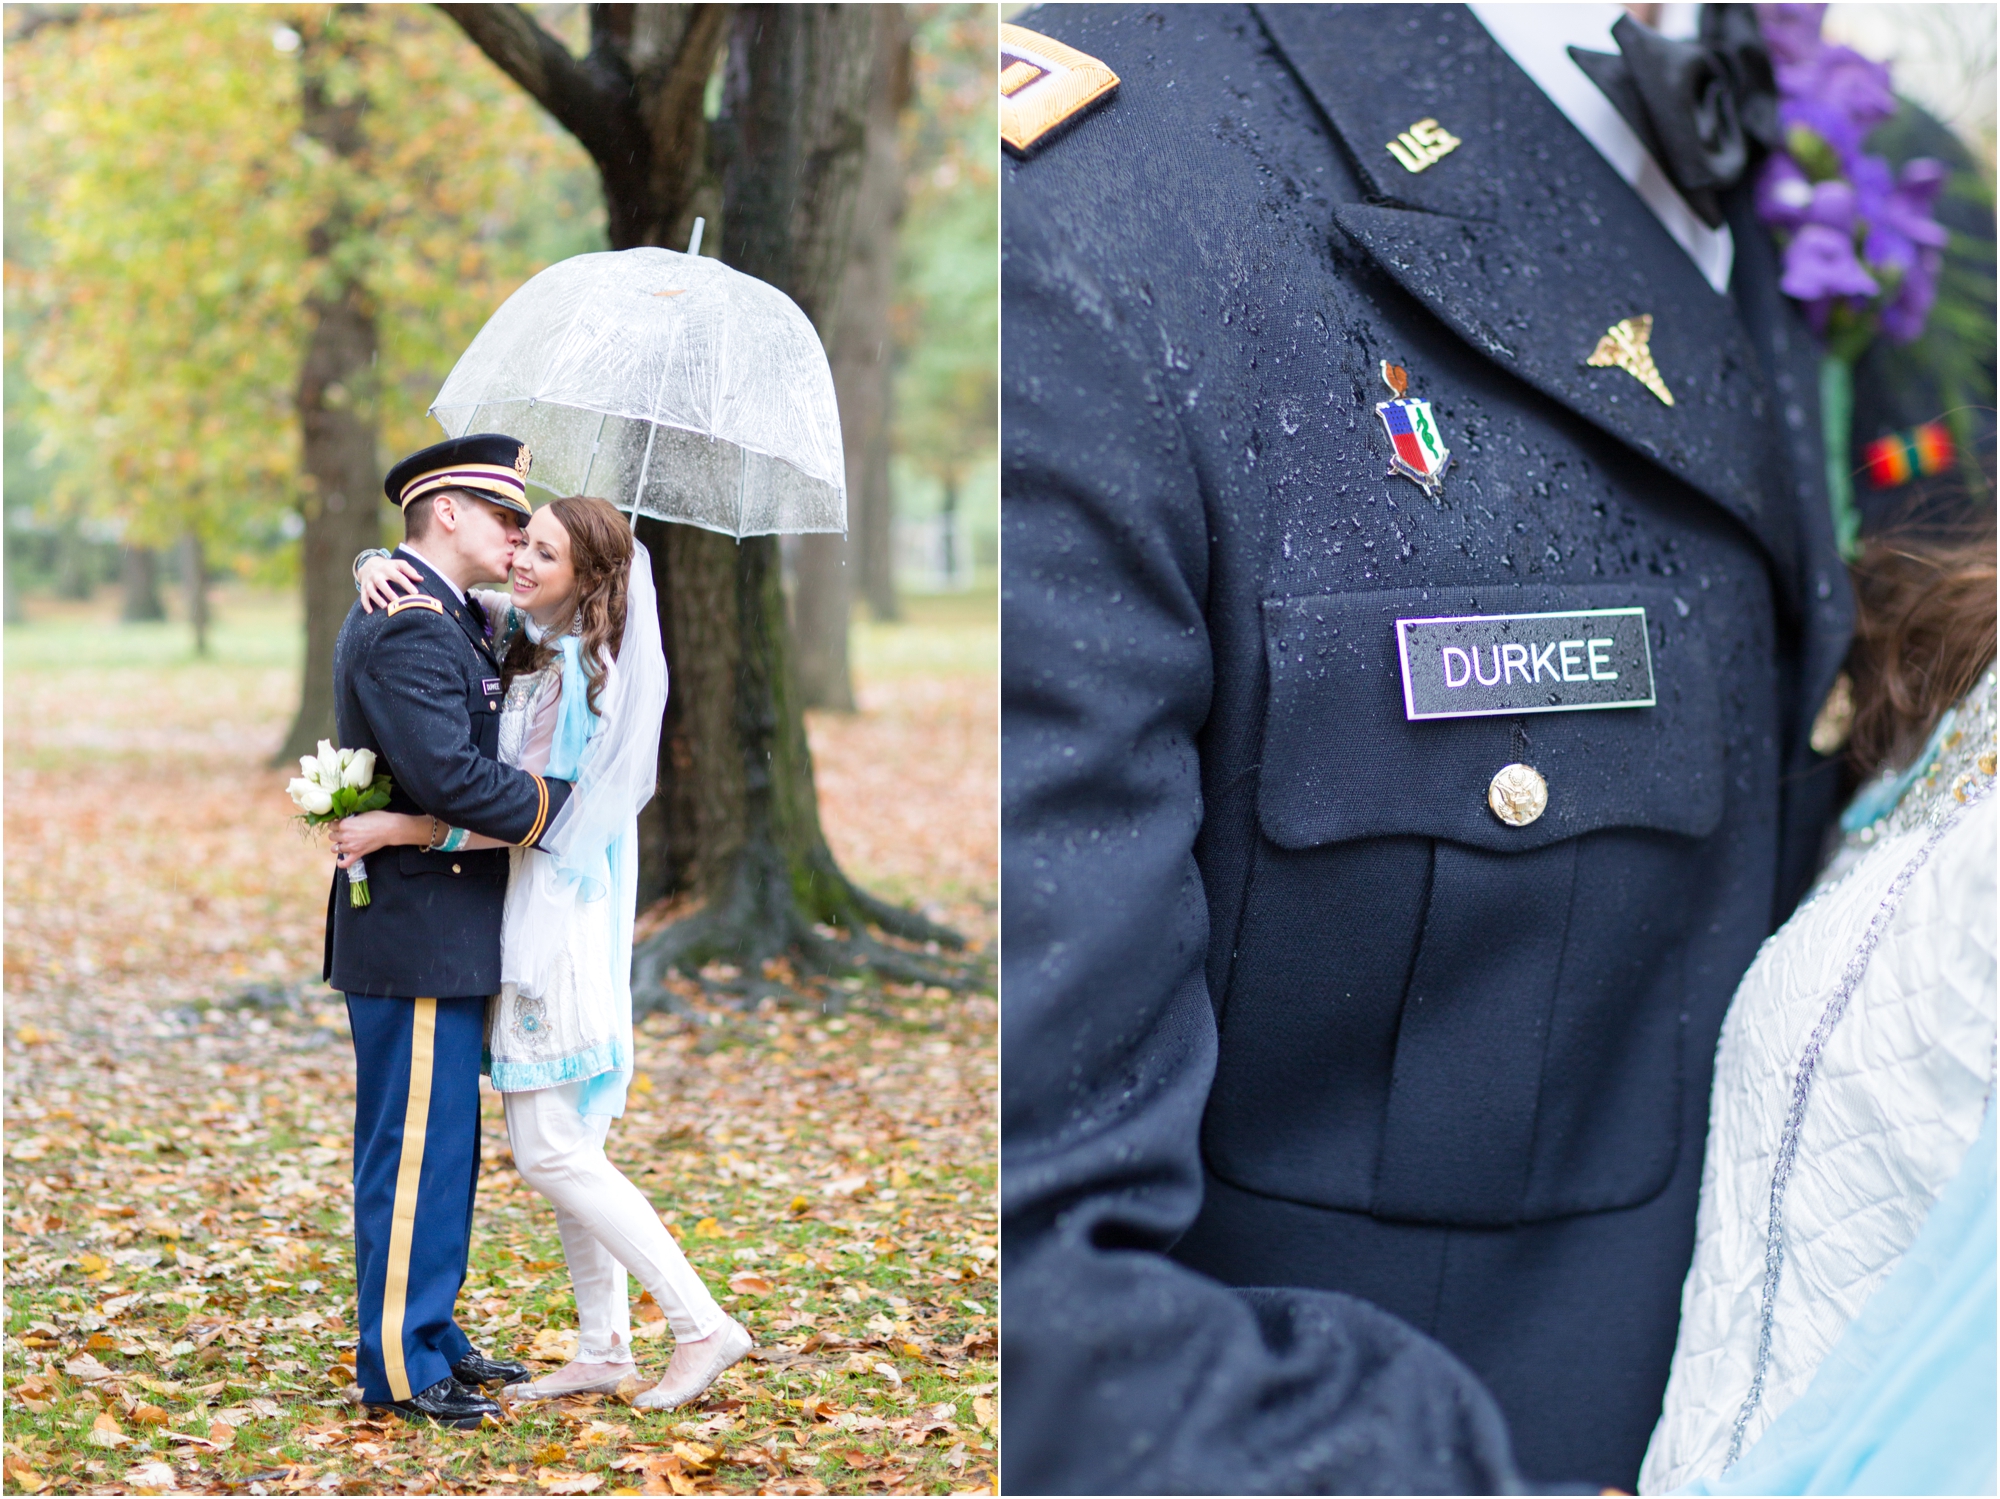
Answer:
3;5;997;1494
5;3;996;648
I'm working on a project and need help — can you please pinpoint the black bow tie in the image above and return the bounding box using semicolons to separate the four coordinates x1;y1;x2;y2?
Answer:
1569;4;1779;229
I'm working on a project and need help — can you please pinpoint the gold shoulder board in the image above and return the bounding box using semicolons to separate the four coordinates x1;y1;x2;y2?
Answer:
385;595;445;617
1001;23;1119;157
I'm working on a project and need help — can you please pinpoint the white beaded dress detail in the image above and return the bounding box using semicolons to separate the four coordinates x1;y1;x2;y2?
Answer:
481;612;625;1091
1641;667;1997;1491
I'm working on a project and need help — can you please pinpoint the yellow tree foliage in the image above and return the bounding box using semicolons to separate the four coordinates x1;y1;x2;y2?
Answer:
892;5;998;493
7;4;601;565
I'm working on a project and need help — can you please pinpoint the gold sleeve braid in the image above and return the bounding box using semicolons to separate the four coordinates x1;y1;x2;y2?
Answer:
517;773;550;848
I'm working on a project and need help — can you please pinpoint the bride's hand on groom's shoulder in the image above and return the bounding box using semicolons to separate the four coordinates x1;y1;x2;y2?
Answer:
330;810;422;867
357;555;425;613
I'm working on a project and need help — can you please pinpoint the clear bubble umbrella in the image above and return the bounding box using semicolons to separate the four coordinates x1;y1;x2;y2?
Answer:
429;245;845;537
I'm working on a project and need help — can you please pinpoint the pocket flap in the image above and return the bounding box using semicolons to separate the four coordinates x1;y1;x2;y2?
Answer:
397;847;502;877
1258;583;1724;854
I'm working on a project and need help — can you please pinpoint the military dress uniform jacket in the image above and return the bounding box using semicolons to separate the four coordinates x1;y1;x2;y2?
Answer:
322;550;571;998
1000;6;1855;1493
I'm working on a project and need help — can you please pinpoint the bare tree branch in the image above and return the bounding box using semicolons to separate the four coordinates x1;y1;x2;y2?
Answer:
5;4;142;43
436;2;632;166
638;5;730;227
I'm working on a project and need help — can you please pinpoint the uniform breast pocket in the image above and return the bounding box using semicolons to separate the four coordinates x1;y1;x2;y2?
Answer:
469;674;503;752
1204;583;1725;1227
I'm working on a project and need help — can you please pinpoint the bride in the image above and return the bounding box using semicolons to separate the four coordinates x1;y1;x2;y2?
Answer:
332;496;752;1410
1641;531;1995;1494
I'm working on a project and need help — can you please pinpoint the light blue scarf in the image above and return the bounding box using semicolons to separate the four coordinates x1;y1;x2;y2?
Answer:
543;635;633;1119
1840;705;1961;834
1679;1100;1995;1495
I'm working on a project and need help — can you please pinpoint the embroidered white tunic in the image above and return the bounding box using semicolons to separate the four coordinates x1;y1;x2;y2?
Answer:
479;610;626;1093
1641;667;1998;1491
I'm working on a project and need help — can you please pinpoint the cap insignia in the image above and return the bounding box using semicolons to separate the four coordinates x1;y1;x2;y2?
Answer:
514;443;533;478
1001;24;1119;157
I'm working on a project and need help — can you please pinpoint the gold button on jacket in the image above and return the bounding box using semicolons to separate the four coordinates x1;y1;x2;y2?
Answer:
1488;764;1548;827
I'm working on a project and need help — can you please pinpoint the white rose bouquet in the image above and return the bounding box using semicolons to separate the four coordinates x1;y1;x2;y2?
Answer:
287;740;394;906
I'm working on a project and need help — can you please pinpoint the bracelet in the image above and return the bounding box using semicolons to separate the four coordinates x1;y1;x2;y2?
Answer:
439;826;470;854
352;547;392;591
423;815;441;852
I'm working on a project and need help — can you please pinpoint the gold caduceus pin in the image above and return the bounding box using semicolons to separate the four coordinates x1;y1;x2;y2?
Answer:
1586;315;1674;407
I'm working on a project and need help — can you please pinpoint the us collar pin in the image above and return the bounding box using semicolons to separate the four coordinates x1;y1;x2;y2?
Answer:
1387;118;1460;174
1375;361;1451;497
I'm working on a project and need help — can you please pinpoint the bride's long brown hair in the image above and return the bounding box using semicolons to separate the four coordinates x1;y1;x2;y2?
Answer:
500;495;634;716
1843;521;1996;777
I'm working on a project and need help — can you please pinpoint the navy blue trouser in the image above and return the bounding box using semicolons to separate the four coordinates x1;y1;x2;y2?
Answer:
347;994;484;1404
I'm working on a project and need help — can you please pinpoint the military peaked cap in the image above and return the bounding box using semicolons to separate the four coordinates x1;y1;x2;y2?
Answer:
384;433;534;519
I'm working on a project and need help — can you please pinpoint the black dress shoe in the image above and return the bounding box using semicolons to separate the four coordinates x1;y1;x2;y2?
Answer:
453;1350;532;1388
365;1376;499;1430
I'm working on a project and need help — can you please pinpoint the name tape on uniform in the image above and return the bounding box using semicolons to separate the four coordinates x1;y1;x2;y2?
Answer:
481;677;502;697
1395;608;1655;720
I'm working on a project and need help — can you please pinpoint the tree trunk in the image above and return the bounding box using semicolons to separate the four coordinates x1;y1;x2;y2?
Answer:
118;544;165;622
851;8;910;626
179;532;210;657
939;468;960;586
638;517;743;904
794;5;910;705
791;536;853;711
54;516;94;600
447;2;966;1005
277;6;383;765
856;388;899;622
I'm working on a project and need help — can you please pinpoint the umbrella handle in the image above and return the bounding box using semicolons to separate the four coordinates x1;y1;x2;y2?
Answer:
687;218;705;258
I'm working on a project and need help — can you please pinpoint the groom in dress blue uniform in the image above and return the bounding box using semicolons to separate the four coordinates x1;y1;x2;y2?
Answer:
1001;5;1866;1492
324;433;573;1427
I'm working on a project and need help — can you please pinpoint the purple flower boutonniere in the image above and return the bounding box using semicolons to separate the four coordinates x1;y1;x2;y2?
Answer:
1751;3;1951;557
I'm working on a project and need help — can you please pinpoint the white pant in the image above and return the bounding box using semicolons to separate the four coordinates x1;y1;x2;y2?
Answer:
502;1081;726;1358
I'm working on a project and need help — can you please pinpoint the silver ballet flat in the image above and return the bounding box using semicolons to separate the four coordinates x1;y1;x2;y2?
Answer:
630;1319;753;1411
503;1365;637;1403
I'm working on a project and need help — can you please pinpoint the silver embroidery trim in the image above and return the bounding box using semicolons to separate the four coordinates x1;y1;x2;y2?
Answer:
1722;773;1993;1470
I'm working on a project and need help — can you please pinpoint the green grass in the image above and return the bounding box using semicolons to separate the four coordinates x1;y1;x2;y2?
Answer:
7;582;997;681
3;575;998;1494
4;1002;998;1496
851;587;997;683
5;591;304;671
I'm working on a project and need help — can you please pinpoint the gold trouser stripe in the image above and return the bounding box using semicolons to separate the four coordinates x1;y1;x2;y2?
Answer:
381;998;437;1402
518;774;550;848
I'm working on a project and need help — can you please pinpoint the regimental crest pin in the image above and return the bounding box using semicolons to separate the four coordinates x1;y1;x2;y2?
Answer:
514;442;533;478
1374;361;1451;497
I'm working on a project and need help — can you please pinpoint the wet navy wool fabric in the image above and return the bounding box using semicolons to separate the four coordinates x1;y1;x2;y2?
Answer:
1000;5;1854;1493
324;548;571;998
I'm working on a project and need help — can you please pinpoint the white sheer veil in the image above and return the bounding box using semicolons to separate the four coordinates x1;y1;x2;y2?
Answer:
542;537;665;883
501;536;664;1013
